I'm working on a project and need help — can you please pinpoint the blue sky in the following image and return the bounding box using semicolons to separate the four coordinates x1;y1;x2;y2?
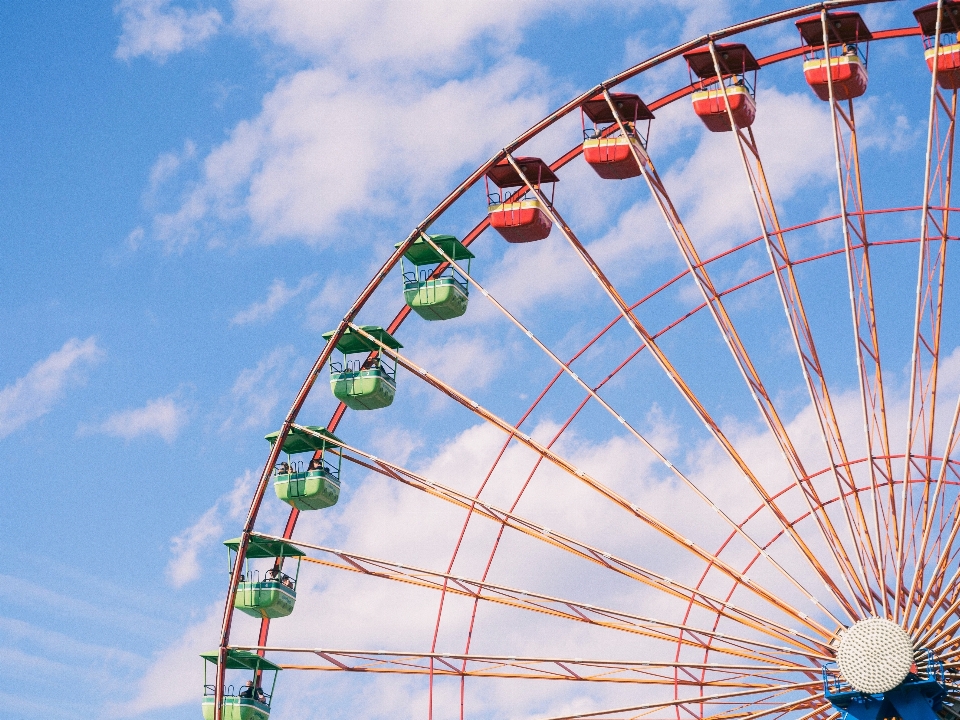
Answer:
2;1;957;719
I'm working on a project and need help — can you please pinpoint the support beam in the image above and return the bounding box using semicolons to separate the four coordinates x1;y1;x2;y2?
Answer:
235;646;817;687
598;87;868;616
900;0;959;621
503;152;854;625
419;233;836;626
292;420;833;650
707;39;880;614
815;9;895;617
268;532;828;665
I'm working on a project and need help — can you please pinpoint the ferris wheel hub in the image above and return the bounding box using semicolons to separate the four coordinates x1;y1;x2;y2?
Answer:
837;617;914;694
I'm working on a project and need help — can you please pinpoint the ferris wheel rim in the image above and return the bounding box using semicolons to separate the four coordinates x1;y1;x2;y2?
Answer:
211;2;960;719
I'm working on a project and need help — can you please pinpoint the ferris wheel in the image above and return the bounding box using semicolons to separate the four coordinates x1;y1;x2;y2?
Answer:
203;1;960;719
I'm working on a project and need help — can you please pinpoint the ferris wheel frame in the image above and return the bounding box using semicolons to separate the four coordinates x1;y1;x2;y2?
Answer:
207;1;960;719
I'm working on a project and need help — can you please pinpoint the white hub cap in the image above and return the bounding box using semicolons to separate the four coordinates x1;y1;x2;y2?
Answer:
837;618;914;694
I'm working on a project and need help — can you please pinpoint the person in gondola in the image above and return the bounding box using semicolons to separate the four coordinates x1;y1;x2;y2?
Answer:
276;461;290;474
308;456;323;471
239;681;266;703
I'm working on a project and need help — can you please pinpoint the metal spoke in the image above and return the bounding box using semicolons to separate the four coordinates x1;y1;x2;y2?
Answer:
343;322;840;638
265;535;828;665
293;423;831;650
900;0;959;620
706;39;879;615
419;234;839;626
597;88;869;618
908;398;960;633
817;8;894;617
503;151;852;625
536;680;823;720
233;646;819;687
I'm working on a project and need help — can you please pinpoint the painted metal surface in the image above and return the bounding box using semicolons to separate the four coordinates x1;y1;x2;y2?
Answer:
803;55;869;100
691;85;757;131
403;277;469;320
273;469;340;511
330;367;396;410
234;580;297;620
202;697;270;720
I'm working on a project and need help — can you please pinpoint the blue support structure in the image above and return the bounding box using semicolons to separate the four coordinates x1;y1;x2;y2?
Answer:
824;653;948;720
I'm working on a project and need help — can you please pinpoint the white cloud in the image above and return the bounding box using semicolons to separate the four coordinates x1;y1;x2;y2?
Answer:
124;470;269;711
234;0;579;75
167;470;255;587
154;60;551;248
230;274;316;326
80;394;188;442
0;337;103;439
172;509;231;574
115;0;222;61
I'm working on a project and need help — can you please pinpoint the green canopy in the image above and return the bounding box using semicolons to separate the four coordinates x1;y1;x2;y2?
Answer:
223;533;306;559
322;325;403;354
265;425;341;455
201;649;282;672
396;234;475;266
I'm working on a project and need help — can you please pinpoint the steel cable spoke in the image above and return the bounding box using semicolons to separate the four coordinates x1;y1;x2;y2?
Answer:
339;322;839;640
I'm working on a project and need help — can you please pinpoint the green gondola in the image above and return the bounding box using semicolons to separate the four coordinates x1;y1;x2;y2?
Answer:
321;325;403;410
224;534;305;619
266;425;342;510
201;649;281;720
395;234;474;321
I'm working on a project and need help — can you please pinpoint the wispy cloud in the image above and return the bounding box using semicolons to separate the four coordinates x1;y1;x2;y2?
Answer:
167;470;254;587
219;345;302;431
115;0;222;62
79;394;188;442
113;602;221;715
0;337;103;439
230;274;316;326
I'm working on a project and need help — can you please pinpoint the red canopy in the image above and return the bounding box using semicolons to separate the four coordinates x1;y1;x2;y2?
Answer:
486;157;559;189
914;1;960;36
581;92;654;124
796;11;873;46
684;43;760;80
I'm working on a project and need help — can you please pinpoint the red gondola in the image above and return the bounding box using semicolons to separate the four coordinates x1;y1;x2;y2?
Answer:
485;157;559;243
914;1;960;89
796;12;871;101
579;93;654;180
683;44;760;133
